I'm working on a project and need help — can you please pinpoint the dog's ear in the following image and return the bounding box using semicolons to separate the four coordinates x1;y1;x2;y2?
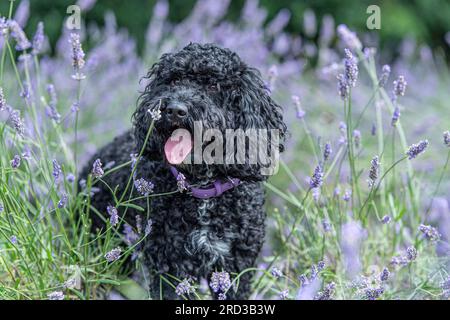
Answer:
235;67;287;152
222;66;287;180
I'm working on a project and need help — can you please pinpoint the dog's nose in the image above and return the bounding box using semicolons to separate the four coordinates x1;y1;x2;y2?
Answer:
164;102;188;120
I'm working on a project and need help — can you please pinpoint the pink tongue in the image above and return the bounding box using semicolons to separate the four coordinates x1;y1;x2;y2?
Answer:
164;130;193;164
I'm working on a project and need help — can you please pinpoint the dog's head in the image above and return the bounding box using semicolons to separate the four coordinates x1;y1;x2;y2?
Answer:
133;43;287;183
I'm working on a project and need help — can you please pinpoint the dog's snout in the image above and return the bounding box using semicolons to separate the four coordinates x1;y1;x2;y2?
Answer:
164;102;188;120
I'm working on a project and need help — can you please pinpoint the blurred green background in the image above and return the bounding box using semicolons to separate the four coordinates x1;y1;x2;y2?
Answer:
1;0;449;56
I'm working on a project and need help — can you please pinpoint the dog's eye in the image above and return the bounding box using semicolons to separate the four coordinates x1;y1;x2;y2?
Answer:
209;84;218;91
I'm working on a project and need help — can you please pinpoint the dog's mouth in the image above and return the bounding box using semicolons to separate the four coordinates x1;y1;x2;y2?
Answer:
164;128;193;165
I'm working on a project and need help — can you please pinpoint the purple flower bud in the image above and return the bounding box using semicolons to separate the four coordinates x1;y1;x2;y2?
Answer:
58;193;68;208
32;21;44;55
406;246;417;261
69;33;86;80
292;95;305;119
309;165;323;189
393;75;407;98
443;131;450;147
105;247;122;262
271;267;283;278
107;205;119;226
406;140;429;160
381;215;391;224
337;73;349;100
323;142;332;161
175;278;195;296
134;178;154;196
418;224;441;242
344;48;358;87
210;271;231;293
368;155;379;187
7;20;31;51
47;291;64;300
379;65;391;87
380;267;390;281
92;158;104;178
0;87;6;111
391;106;400;126
11;155;21;169
52;159;62;182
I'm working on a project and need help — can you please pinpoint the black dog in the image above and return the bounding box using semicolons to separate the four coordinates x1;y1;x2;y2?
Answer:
80;43;287;299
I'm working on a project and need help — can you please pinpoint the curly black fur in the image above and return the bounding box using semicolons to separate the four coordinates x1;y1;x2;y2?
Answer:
80;43;287;299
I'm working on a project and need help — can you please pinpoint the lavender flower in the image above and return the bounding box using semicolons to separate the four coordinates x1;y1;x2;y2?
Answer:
406;140;429;159
66;173;75;183
298;274;308;286
343;189;351;202
11;155;21;169
10;235;18;244
344;48;358;87
9;109;25;136
317;261;325;271
175;278;196;296
45;84;60;122
309;165;323;189
20;83;31;100
63;278;76;289
52;159;62;182
144;219;153;236
314;282;335;300
32;21;44;55
210;271;231;293
47;291;64;300
92;158;104;178
371;123;377;136
391;106;400;126
312;187;320;202
353;129;361;148
381;215;391;224
7;20;31;51
57;193;68;209
365;287;384;300
148;105;161;121
443;131;450;147
105;247;122;262
218;293;226;300
271;267;283;279
380;267;390;282
379;65;391;87
337;24;362;50
322;219;332;232
292;95;305;119
69;33;86;80
279;289;289;300
176;172;188;192
0;203;3;212
393;75;407;98
123;224;139;246
0;87;6;111
368;155;379;187
406;246;417;261
107;205;119;226
323;142;332;161
337;73;349;100
418;224;441;242
134;178;154;196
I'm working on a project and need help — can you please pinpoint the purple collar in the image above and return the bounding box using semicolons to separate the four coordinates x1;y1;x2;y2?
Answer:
169;166;241;199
